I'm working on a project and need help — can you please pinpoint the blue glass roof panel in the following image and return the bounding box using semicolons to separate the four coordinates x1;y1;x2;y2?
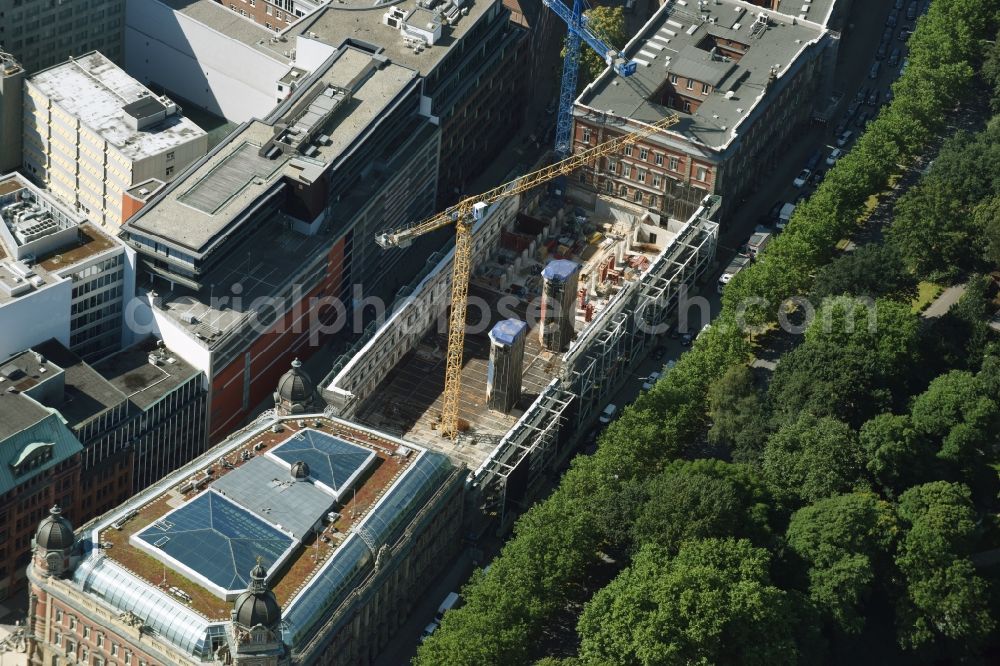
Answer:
268;429;375;495
135;491;293;593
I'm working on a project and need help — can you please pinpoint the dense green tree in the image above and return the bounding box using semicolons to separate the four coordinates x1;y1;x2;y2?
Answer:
858;414;934;497
984;28;1000;110
909;369;998;469
561;6;626;84
630;460;773;553
888;175;979;279
975;195;1000;266
770;298;921;426
894;482;994;652
577;539;799;666
811;244;917;302
706;365;771;462
762;413;865;505
786;492;898;635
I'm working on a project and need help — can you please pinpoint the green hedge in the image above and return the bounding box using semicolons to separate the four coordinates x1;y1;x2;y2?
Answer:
415;1;997;663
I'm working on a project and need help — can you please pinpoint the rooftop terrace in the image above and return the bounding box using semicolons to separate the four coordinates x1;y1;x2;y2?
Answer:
27;52;206;161
74;416;452;655
579;0;828;151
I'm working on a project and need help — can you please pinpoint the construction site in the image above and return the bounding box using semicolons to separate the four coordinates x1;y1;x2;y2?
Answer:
323;175;720;527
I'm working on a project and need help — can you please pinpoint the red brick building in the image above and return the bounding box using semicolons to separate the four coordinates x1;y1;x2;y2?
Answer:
571;0;838;222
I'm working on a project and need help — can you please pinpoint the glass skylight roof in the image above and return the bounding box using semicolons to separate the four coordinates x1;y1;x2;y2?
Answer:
267;429;377;499
133;490;295;596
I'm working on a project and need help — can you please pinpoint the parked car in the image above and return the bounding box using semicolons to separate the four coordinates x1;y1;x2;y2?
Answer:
899;27;912;41
436;592;461;622
767;200;784;222
906;1;917;20
650;345;667;361
855;111;871;128
869;62;881;79
836;130;854;147
876;42;888;60
793;169;811;188
888;47;901;67
680;333;694;347
846;100;861;119
421;623;439;643
881;27;893;44
642;371;661;391
894;0;904;9
886;12;898;28
599;403;618;424
867;89;881;106
826;147;843;166
805;150;823;171
808;169;825;186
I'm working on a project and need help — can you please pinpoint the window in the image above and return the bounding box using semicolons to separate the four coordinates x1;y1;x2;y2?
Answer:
619;185;627;196
165;166;174;177
578;171;586;183
97;634;104;648
652;174;661;188
111;644;119;657
582;128;591;143
622;164;631;178
654;153;663;166
165;151;175;161
683;101;691;113
638;170;646;183
56;610;63;623
606;180;613;193
686;79;694;90
624;145;633;157
634;189;643;202
648;193;656;206
608;159;617;174
669;156;679;171
69;617;76;631
669;73;678;84
639;147;648;160
701;82;710;94
696;166;708;181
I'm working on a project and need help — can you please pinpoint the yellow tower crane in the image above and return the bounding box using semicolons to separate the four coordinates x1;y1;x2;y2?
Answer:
375;112;680;439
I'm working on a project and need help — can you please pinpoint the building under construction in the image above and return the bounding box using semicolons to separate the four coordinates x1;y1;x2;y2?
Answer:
322;184;719;527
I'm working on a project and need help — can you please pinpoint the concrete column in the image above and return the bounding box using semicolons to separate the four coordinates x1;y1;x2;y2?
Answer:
487;319;527;413
539;259;581;352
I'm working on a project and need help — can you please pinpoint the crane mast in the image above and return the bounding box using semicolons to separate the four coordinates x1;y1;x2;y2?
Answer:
376;113;679;439
543;0;637;157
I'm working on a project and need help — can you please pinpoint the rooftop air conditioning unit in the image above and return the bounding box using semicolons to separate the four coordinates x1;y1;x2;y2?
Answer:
138;188;150;196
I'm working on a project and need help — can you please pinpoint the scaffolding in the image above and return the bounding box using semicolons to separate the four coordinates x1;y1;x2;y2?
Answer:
472;196;720;527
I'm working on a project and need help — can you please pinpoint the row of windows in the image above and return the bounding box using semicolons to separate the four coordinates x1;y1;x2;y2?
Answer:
668;73;711;96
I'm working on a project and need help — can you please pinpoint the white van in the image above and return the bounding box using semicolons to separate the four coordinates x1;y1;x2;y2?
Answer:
435;592;461;622
598;403;618;424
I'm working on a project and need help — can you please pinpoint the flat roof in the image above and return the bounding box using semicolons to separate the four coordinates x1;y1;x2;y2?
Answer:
92;340;202;411
211;455;337;541
0;351;61;440
294;0;495;76
125;47;418;256
27;52;206;161
579;0;827;151
33;340;128;428
0;259;64;306
154;0;293;64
